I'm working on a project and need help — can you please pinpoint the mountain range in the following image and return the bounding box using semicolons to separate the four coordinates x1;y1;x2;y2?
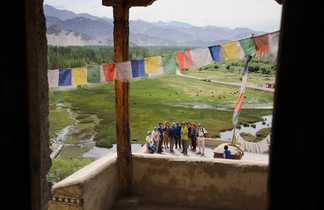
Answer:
45;4;264;47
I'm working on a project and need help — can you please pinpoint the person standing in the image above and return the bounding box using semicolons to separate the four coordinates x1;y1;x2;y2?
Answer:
190;123;198;152
152;127;160;149
187;122;192;150
181;123;189;155
168;123;176;152
157;123;164;153
163;122;170;149
175;122;182;149
197;123;208;156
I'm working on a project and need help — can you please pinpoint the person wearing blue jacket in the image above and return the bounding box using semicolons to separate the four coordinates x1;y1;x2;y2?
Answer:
168;123;176;152
224;145;232;159
175;122;182;149
157;122;164;153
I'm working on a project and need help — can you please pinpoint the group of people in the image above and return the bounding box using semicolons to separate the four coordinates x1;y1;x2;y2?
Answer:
145;121;208;156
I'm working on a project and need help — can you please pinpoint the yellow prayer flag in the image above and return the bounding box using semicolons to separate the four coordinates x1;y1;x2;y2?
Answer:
221;41;244;61
144;56;161;74
72;67;87;86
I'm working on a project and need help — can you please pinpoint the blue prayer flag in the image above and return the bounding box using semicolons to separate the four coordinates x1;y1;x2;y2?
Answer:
131;59;145;78
59;68;72;86
208;46;222;61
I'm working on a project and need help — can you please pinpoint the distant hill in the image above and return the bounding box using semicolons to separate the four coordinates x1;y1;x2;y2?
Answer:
44;4;264;47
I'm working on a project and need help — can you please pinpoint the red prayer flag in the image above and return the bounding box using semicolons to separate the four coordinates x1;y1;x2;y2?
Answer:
255;34;269;56
102;64;115;81
184;49;193;68
176;50;194;71
176;51;186;71
234;93;245;113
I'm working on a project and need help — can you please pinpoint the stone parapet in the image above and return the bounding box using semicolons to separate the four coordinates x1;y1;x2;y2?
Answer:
132;153;268;210
48;154;119;210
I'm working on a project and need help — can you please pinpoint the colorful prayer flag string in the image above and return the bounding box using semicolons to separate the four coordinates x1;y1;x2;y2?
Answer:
231;55;253;145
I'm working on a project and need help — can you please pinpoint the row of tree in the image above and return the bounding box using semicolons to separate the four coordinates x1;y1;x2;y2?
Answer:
48;46;276;75
48;46;185;69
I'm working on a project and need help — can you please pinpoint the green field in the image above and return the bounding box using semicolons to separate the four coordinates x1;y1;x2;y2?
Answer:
48;47;275;182
50;75;273;148
183;61;276;86
49;108;73;140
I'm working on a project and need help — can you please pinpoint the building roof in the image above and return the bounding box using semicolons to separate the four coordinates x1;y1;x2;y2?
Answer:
103;0;156;7
103;0;281;7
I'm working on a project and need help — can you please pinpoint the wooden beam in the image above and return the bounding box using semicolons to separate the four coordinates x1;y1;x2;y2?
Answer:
274;0;283;4
103;0;156;7
113;0;132;195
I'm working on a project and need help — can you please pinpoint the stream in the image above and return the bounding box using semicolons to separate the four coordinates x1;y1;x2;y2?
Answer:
168;102;273;111
219;115;272;140
51;102;272;160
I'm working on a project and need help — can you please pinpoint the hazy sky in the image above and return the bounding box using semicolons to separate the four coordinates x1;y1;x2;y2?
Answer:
45;0;282;32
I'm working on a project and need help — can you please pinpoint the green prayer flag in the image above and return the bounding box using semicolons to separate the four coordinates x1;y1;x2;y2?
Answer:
239;38;256;56
87;65;101;83
162;54;177;74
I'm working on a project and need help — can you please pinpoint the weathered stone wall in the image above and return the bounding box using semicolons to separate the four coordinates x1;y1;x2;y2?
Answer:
132;154;268;210
48;155;119;210
25;1;51;209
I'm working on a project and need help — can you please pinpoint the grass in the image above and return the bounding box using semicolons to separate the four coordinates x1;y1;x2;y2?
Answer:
240;132;256;142
184;62;275;86
240;127;272;143
48;158;94;183
49;75;273;147
59;146;92;159
256;127;272;141
49;108;72;139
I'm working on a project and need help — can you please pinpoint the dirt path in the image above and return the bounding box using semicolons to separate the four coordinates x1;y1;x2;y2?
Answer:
177;71;275;93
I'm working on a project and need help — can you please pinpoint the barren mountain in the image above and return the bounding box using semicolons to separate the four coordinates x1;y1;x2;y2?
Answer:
45;4;263;47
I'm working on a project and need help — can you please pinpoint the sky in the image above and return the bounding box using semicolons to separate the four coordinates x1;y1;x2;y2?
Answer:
45;0;282;32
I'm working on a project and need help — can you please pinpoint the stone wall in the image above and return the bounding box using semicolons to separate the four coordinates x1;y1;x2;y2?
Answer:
132;154;268;210
25;1;51;209
49;152;268;210
48;155;119;210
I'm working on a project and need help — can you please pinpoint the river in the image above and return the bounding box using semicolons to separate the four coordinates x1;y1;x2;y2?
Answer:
220;115;272;140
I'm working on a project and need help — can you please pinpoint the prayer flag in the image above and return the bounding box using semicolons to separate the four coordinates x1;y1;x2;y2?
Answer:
100;65;106;82
131;59;145;78
234;93;245;113
115;61;132;81
208;45;222;61
102;64;115;81
254;34;269;56
87;65;100;83
231;56;251;126
184;50;193;68
221;41;244;61
190;48;213;69
239;38;256;56
72;67;87;86
162;54;177;74
144;56;162;74
48;69;59;88
269;32;280;64
58;68;72;86
148;67;164;78
176;51;186;70
176;50;194;70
